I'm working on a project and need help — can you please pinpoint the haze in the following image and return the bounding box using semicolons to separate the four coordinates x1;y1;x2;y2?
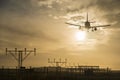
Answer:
0;0;120;69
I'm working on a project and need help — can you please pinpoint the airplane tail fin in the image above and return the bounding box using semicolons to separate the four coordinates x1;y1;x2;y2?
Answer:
87;12;88;22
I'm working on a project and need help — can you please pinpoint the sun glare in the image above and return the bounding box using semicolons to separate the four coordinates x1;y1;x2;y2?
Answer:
75;31;86;41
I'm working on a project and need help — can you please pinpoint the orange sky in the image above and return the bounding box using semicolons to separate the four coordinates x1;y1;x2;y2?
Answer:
0;0;120;69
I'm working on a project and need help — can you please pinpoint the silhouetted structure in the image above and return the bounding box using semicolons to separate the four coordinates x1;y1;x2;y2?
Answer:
0;66;120;80
6;48;36;69
1;49;120;80
48;58;67;67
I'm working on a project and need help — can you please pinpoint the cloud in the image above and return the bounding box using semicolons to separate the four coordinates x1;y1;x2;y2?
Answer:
0;0;30;10
0;0;119;48
0;0;40;16
0;0;119;21
93;0;120;27
0;0;120;69
95;0;120;12
0;19;59;50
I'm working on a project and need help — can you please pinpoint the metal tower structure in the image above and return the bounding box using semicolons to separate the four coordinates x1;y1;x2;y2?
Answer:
48;58;67;67
6;48;36;69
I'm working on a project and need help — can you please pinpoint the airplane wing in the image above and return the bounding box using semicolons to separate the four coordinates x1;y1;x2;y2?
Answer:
91;24;111;27
65;22;81;27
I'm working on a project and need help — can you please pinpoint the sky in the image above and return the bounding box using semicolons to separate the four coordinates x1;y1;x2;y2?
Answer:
0;0;120;69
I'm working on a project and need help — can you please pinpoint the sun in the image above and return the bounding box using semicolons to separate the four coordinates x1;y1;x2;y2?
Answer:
75;31;86;41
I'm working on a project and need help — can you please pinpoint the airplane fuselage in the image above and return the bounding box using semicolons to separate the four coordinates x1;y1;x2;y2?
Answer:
85;21;90;29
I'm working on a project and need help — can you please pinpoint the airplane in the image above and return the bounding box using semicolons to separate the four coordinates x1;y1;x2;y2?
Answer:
66;13;111;32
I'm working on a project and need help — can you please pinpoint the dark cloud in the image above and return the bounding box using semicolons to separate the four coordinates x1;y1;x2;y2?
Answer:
0;0;32;9
0;0;36;15
95;0;120;26
96;0;120;12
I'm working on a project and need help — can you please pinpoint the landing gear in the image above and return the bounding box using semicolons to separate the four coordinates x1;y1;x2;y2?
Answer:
91;27;97;32
94;27;97;31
